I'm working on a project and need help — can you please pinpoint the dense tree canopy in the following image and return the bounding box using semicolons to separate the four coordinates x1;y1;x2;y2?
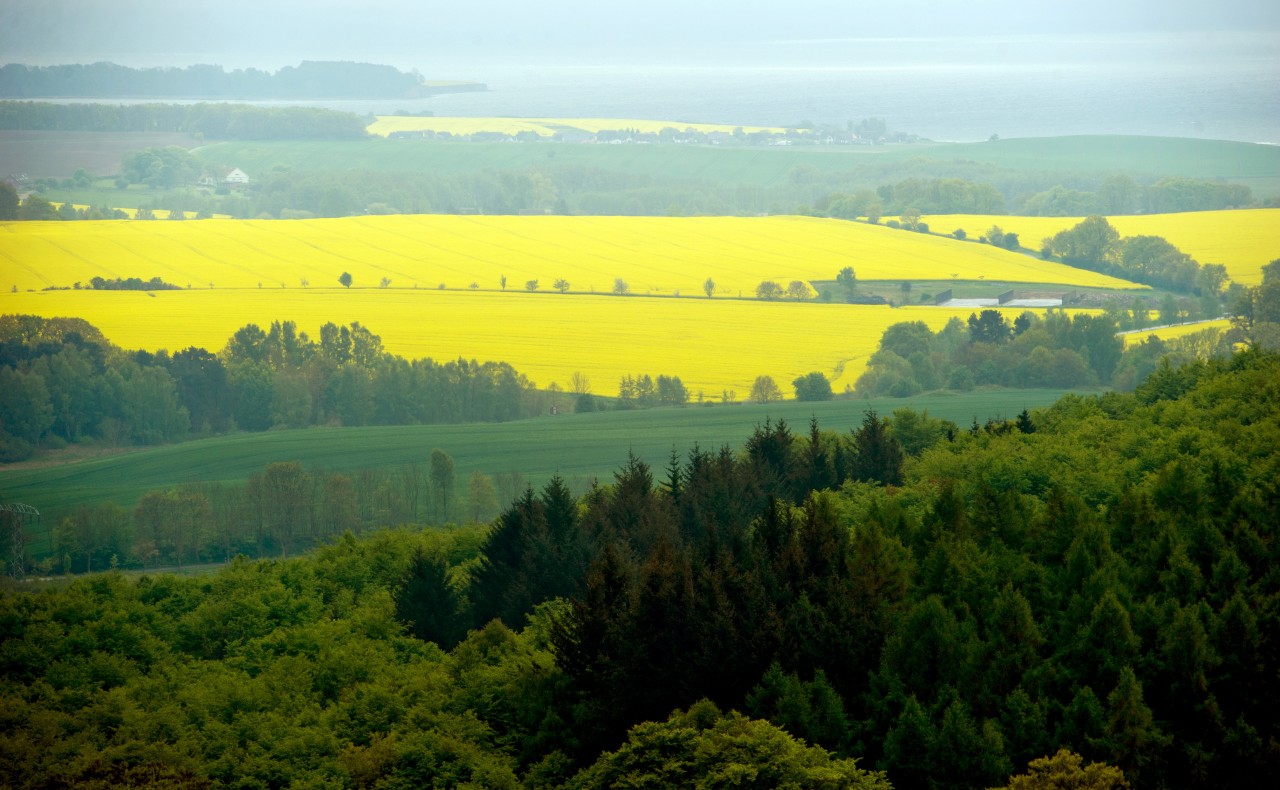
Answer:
2;348;1278;787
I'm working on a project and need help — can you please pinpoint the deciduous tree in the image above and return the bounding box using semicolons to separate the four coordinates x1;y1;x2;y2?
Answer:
750;375;783;403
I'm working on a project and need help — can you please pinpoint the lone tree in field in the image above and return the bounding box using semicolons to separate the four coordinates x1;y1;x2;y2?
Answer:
750;375;783;403
836;266;859;302
526;280;539;291
793;372;833;401
554;278;570;293
339;272;353;288
613;278;630;296
704;277;716;298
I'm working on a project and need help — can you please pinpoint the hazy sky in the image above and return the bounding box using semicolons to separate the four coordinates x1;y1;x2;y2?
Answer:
3;0;1278;72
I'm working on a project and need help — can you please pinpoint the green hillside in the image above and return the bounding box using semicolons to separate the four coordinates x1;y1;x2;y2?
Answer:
2;388;1075;537
195;135;1280;188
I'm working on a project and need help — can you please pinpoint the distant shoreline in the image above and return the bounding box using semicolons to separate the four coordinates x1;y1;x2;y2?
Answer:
0;61;487;101
3;82;489;102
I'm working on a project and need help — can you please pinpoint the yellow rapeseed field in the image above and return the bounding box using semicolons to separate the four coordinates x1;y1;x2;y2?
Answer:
0;289;1083;395
367;116;794;137
925;209;1280;285
0;214;1140;295
1120;319;1233;347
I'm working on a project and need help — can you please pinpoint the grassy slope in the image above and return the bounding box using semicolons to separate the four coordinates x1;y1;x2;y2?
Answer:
1;389;1077;533
194;135;1280;188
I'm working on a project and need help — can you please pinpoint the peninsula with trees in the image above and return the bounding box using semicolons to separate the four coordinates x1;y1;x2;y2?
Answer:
0;61;485;100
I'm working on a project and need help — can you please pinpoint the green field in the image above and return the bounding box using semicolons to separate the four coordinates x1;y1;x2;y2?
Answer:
1;389;1080;540
193;135;1280;189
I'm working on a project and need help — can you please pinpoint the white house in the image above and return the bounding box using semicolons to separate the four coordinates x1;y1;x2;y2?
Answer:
224;168;250;186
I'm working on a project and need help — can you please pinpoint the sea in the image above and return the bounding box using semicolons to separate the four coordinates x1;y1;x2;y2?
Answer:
304;33;1280;144
34;33;1280;144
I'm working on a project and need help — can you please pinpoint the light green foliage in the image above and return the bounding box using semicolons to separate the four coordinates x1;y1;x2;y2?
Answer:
570;701;891;790
994;749;1130;790
0;527;532;789
793;371;834;402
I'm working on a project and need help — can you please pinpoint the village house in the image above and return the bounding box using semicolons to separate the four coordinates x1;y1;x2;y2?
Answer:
224;168;250;187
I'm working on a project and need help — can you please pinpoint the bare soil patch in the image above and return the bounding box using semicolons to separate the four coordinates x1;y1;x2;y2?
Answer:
0;130;201;178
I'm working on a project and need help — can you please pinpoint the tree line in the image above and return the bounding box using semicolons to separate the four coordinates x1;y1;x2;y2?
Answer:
3;349;1275;786
36;451;532;575
808;174;1258;221
0;61;435;100
0;100;368;139
16;144;1263;222
0;316;544;462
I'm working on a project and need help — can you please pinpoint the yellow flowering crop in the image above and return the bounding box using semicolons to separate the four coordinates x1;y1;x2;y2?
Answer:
1120;319;1233;347
927;209;1280;285
0;289;1086;396
0;214;1140;295
367;116;795;137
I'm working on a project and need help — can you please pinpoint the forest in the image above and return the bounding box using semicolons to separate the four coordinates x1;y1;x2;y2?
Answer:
1;348;1276;788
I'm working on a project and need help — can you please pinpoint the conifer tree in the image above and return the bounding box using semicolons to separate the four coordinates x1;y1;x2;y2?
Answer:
393;547;465;649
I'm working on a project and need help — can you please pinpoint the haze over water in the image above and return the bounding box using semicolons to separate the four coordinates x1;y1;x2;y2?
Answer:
3;2;1277;143
412;33;1279;144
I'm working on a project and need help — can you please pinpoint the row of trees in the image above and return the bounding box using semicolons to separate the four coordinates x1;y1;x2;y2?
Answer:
615;374;690;407
37;451;528;575
0;316;543;461
755;280;814;300
0;61;435;100
811;174;1259;222
1019;175;1253;216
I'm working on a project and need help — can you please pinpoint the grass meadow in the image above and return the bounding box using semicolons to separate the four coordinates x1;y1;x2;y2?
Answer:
0;387;1084;551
